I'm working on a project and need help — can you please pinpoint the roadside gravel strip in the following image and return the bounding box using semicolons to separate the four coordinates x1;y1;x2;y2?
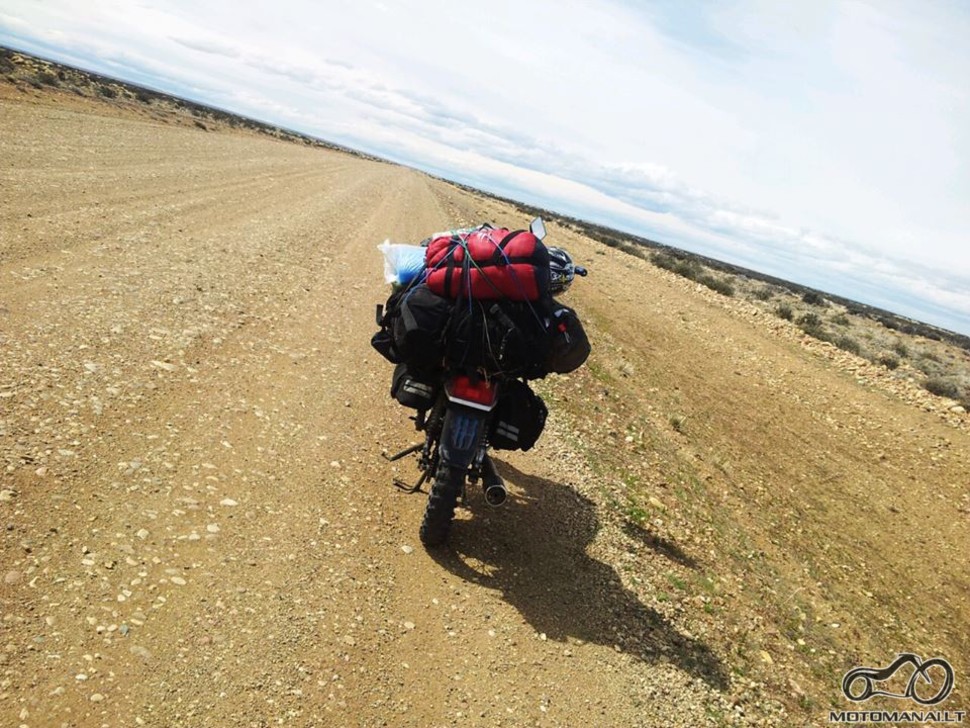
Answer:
2;84;968;727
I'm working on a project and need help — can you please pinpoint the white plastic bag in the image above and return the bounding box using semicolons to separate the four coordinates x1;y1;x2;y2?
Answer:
378;240;426;286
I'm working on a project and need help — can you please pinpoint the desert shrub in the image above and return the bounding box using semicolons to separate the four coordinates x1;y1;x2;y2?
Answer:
97;84;117;99
0;54;14;74
135;90;152;103
775;304;793;321
831;313;850;327
802;291;826;306
812;329;839;345
194;120;208;131
753;287;774;301
835;336;862;355
796;312;831;342
797;312;823;329
923;376;961;400
892;341;909;358
915;359;940;376
651;253;703;281
876;353;900;370
676;260;703;280
698;275;734;297
37;71;59;86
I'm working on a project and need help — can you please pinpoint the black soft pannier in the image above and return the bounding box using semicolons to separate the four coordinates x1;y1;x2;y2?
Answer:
489;379;548;451
390;362;438;410
372;284;453;375
544;302;590;374
392;284;452;372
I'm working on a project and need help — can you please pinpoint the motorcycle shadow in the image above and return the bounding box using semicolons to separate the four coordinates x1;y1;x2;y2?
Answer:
428;459;729;691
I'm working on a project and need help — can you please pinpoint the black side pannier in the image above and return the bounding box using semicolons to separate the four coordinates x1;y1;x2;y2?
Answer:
489;379;548;451
544;302;590;374
390;362;438;410
372;284;453;376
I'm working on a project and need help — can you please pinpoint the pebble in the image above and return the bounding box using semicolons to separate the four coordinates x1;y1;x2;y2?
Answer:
403;621;415;630
206;523;220;533
0;490;14;502
401;545;414;554
136;528;150;540
170;576;186;586
90;693;105;702
130;646;152;661
220;498;238;507
4;571;22;585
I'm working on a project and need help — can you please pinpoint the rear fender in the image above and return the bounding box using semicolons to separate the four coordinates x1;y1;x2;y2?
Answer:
439;405;489;469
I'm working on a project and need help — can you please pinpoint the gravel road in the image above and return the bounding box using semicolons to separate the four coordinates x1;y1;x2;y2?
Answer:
2;83;968;727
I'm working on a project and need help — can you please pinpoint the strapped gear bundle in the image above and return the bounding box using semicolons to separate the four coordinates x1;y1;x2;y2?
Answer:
372;221;589;384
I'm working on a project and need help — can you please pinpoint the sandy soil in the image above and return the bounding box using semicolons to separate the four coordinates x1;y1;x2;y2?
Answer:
2;81;968;727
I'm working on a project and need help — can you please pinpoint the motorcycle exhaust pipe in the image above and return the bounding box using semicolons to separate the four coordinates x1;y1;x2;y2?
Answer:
481;455;507;507
484;481;507;507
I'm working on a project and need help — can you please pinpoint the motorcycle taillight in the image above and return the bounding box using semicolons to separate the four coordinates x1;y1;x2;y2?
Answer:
446;375;498;409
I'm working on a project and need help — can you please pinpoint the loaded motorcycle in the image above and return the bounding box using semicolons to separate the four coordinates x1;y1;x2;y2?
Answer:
373;218;589;546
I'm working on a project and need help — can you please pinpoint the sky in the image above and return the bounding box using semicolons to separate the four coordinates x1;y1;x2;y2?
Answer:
2;0;969;334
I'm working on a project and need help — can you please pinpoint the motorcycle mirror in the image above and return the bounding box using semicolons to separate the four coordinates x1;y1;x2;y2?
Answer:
529;217;546;240
575;266;588;277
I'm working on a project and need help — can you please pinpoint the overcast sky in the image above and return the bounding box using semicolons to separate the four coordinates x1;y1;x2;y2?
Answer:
2;1;969;334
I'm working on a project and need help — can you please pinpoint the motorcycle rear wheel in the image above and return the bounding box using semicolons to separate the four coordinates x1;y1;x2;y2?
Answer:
419;462;463;546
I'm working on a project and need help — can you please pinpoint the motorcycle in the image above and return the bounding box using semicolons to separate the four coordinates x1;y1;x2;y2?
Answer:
378;218;587;546
383;371;506;546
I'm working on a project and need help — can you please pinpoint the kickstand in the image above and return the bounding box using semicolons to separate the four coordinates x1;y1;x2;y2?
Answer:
394;469;430;494
382;443;422;462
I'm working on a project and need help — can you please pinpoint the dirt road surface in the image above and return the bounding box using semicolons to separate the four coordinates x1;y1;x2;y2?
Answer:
2;84;968;727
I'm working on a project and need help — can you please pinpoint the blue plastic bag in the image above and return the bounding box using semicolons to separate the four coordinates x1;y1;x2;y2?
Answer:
378;241;426;286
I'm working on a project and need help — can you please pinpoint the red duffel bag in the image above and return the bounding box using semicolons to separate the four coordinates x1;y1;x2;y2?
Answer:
425;226;550;301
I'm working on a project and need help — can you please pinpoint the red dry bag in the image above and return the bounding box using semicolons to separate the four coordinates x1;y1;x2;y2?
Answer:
425;227;550;301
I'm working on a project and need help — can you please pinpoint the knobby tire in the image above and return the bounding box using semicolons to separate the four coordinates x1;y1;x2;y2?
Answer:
419;462;463;546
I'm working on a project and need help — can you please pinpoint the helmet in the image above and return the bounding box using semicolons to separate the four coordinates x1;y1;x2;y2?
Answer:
547;246;576;294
